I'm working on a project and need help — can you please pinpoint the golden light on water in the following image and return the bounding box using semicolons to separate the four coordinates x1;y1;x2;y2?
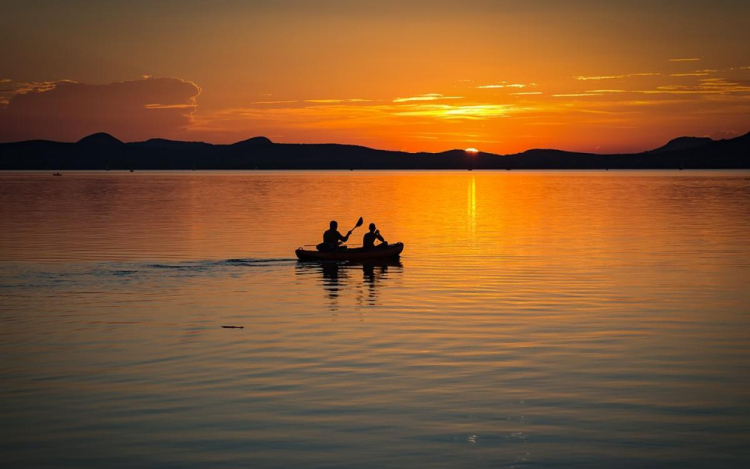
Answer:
2;172;750;467
467;176;476;237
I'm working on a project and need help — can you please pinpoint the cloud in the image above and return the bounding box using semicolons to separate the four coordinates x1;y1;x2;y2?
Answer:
393;103;522;119
144;103;198;109
553;93;604;97
393;93;463;103
635;79;750;95
476;82;530;89
251;100;298;105
10;81;63;94
669;58;701;62
574;73;659;81
0;77;201;142
304;98;372;104
670;72;710;77
574;75;624;81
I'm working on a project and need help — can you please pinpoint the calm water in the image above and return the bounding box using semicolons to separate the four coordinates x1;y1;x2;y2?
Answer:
1;171;749;468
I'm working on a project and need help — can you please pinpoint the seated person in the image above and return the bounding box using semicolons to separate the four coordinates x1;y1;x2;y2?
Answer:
362;223;387;249
318;220;351;251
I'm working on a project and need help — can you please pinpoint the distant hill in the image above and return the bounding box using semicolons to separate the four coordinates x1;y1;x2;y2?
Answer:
1;132;748;170
647;136;713;154
77;132;124;147
231;136;274;149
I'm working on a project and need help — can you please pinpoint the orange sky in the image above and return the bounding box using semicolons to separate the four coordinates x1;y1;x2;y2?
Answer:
1;0;749;153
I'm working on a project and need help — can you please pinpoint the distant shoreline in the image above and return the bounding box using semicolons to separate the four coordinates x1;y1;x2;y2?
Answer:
1;132;748;170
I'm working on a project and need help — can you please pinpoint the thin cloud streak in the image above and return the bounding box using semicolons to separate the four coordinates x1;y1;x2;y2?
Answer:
393;103;522;119
144;103;197;109
304;98;372;104
553;93;604;97
252;100;298;104
670;73;710;77
574;73;659;81
393;94;463;103
476;83;531;89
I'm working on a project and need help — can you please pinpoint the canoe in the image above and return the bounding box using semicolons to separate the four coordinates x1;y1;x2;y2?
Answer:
296;242;404;261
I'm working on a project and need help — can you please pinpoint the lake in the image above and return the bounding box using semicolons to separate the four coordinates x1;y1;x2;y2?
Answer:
1;170;749;468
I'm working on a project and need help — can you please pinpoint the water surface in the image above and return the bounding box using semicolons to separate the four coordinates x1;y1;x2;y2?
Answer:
1;171;749;468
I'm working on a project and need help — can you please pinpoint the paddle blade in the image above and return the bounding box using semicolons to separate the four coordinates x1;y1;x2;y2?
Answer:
356;217;364;228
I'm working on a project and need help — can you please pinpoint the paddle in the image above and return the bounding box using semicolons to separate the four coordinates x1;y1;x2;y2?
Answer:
348;217;364;235
340;217;363;248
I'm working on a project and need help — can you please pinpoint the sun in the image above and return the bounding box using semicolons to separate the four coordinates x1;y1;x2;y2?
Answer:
465;148;479;154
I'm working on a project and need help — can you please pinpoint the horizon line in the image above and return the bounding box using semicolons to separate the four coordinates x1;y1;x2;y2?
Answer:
2;130;748;157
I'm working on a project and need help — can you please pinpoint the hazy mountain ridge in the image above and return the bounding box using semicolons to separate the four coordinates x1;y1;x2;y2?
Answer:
1;132;748;170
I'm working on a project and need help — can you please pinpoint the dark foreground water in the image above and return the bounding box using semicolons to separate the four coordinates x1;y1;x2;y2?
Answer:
1;171;749;468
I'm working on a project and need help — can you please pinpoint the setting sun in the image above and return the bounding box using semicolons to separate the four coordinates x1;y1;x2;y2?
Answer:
465;148;479;154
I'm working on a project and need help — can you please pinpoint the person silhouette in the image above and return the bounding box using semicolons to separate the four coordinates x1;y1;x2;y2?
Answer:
362;223;387;250
318;220;352;252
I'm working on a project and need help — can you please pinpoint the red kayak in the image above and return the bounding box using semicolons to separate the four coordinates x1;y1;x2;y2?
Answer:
295;242;404;261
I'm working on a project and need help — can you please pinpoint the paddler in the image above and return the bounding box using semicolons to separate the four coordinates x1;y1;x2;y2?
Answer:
363;223;387;250
318;220;352;252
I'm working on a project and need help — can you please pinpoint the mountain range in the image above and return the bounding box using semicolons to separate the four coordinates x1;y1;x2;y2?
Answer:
1;132;748;170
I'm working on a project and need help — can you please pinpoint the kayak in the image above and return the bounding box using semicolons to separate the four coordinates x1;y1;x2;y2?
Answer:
296;242;404;261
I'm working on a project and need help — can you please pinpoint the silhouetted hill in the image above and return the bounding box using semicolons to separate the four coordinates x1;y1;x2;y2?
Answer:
231;136;273;148
1;132;748;170
77;132;123;146
648;136;713;154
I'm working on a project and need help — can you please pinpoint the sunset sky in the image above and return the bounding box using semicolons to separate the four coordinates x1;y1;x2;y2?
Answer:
1;0;749;153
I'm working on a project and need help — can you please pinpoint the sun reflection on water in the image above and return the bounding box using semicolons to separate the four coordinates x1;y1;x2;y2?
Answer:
468;176;476;237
